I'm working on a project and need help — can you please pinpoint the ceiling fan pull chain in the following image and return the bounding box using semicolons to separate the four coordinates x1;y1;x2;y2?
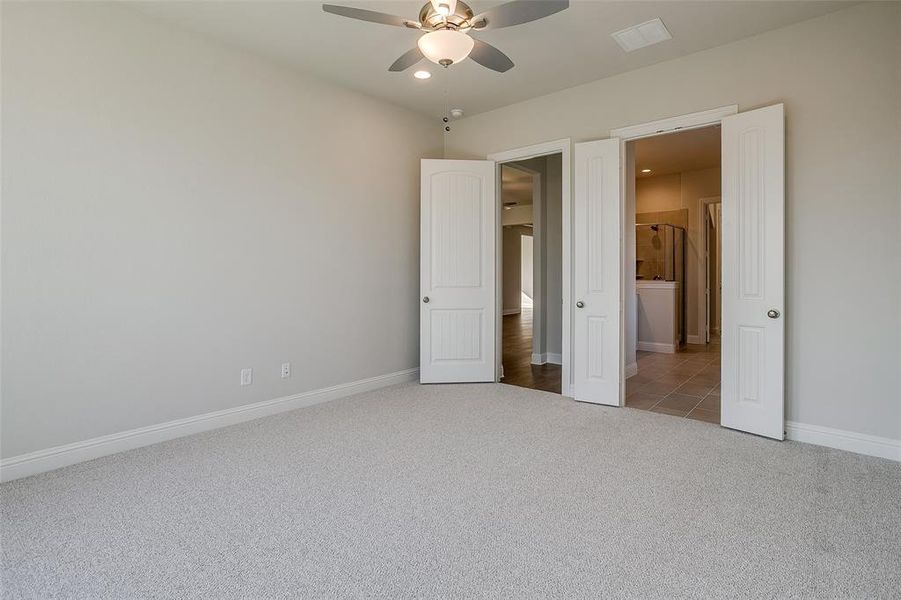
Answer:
443;84;451;137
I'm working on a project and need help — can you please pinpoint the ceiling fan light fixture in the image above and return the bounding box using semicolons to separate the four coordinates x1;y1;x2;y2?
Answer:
413;70;432;80
417;30;474;66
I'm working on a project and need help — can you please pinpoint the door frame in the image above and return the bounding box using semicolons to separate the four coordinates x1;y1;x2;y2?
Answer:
488;139;573;395
699;196;722;343
610;105;737;406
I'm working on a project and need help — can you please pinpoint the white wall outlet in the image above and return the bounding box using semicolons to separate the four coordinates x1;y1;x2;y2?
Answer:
281;362;291;378
240;368;253;386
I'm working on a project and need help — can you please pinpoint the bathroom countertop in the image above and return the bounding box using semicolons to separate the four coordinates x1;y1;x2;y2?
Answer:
636;279;680;288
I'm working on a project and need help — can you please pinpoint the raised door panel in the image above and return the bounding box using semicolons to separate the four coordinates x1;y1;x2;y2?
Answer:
430;173;482;289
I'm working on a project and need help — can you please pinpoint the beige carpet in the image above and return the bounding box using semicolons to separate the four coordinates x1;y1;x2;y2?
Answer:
2;382;900;598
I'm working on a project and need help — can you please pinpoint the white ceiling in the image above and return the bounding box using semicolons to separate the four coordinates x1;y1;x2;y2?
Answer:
132;1;854;118
633;125;721;178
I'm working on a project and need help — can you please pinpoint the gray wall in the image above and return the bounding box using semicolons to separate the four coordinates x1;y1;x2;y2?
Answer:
1;3;442;457
447;2;901;440
502;227;525;313
543;154;563;357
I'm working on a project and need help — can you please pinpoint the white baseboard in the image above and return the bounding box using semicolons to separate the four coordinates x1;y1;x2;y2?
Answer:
0;368;420;483
687;335;704;345
786;421;900;462
530;353;562;366
503;308;521;316
637;341;676;354
624;362;639;378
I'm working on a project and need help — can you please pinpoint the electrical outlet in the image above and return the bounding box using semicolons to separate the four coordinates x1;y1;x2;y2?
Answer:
240;368;253;386
281;362;291;378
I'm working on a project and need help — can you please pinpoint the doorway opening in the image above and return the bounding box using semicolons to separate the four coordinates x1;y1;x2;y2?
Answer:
624;125;723;423
499;155;563;394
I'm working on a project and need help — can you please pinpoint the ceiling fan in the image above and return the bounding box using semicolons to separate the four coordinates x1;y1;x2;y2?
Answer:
322;0;569;73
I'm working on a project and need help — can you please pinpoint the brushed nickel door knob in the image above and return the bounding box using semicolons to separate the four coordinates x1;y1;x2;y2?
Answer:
422;296;430;303
767;309;780;319
576;301;585;308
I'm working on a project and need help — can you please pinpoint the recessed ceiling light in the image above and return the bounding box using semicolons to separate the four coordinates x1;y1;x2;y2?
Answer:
611;18;672;52
641;169;652;174
413;70;431;80
450;108;464;119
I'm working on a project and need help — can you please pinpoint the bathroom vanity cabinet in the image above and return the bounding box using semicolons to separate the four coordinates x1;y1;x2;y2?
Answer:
636;280;682;353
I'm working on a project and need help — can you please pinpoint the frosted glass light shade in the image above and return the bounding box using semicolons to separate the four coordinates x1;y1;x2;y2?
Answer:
417;30;474;66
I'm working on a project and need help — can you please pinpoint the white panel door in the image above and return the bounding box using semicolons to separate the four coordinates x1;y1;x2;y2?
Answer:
573;139;621;405
721;104;785;439
420;159;496;383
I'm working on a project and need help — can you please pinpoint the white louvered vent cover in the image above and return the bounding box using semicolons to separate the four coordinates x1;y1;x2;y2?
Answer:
611;18;672;52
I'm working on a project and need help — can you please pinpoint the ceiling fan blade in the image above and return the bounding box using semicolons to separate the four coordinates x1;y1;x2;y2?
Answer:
389;47;424;72
469;39;514;73
322;4;419;28
472;0;569;30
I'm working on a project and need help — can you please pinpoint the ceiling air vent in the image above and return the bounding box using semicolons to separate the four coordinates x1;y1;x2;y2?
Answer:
611;18;672;52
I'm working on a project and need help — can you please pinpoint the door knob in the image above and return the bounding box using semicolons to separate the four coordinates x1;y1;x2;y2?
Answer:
767;309;780;319
576;301;585;308
422;296;430;303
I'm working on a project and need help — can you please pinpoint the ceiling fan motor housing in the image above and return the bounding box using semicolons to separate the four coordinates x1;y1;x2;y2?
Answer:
418;0;479;31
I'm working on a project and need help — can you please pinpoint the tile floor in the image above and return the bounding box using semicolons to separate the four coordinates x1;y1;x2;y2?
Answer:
625;342;721;423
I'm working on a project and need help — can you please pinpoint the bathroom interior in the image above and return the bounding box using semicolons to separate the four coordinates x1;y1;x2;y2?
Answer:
636;222;685;353
625;126;723;424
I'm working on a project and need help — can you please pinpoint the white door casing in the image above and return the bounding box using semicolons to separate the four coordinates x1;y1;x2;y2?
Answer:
573;139;621;405
721;104;785;439
420;159;496;383
706;209;712;344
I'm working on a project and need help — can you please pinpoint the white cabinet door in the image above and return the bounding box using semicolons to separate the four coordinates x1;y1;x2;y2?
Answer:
573;139;621;405
420;159;496;383
721;104;785;439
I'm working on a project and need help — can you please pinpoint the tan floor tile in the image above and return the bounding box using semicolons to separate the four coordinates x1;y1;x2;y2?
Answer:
625;391;665;410
674;380;716;398
656;393;703;412
690;374;720;387
655;372;690;386
682;357;714;367
697;395;721;411
682;345;711;354
625;380;646;397
687;408;721;424
652;355;685;365
636;367;670;381
626;373;656;386
650;406;690;417
640;380;680;396
666;364;703;377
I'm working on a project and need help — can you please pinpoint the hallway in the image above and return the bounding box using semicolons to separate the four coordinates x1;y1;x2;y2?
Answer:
501;302;561;394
